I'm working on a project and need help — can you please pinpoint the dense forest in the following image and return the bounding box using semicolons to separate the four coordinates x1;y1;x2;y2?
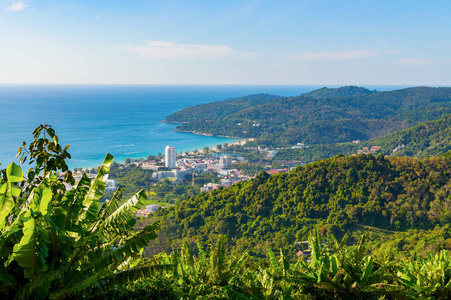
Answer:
301;85;377;98
4;126;451;299
164;93;282;123
166;86;451;145
148;152;451;259
276;113;451;163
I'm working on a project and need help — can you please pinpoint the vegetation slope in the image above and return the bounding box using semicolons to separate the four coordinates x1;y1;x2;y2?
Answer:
149;152;451;258
167;86;451;145
277;113;451;163
164;93;283;124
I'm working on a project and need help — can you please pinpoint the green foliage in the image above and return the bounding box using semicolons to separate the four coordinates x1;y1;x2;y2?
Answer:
397;250;451;299
90;278;179;300
150;238;249;299
0;126;163;299
150;153;451;258
170;86;451;146
276;113;451;163
164;93;283;123
301;86;377;99
103;163;221;204
103;162;156;201
367;113;451;158
275;143;359;163
133;231;451;299
291;230;399;299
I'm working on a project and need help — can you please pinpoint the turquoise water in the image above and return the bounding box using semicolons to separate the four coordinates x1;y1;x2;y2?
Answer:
0;85;405;169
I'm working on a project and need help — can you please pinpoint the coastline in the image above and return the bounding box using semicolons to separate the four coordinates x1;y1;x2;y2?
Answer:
76;138;252;171
71;131;251;170
173;129;246;140
161;120;189;124
174;129;253;154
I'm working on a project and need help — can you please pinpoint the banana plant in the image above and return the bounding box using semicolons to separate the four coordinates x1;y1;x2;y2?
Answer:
290;229;400;299
0;125;167;299
397;250;451;299
262;248;309;299
154;238;250;299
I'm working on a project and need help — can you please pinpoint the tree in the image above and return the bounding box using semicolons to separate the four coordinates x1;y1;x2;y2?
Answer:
216;144;222;150
124;157;131;164
0;125;165;299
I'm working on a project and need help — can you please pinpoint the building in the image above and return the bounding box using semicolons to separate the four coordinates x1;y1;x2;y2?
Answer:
220;179;232;187
152;169;190;180
165;145;176;169
105;179;118;191
193;163;207;170
146;204;159;213
219;155;233;168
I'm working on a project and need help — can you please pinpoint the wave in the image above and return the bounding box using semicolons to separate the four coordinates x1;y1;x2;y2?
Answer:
109;144;135;148
124;151;141;155
72;159;88;162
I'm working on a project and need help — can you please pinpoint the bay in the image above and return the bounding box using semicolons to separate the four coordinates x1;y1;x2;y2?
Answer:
0;84;406;169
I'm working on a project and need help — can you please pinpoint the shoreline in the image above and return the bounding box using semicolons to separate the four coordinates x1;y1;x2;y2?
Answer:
173;129;248;140
72;133;253;171
173;129;254;153
161;120;189;124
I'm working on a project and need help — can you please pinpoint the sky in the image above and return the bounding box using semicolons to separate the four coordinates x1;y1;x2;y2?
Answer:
1;0;451;85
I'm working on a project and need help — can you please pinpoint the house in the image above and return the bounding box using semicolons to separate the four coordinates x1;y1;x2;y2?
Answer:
220;179;232;187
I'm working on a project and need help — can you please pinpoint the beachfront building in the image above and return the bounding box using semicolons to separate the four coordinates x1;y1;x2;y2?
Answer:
165;145;176;169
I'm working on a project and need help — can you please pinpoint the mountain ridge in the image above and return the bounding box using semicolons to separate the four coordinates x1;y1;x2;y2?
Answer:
169;86;451;146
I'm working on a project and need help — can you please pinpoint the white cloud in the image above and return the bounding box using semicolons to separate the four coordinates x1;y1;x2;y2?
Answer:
121;41;259;60
236;52;260;58
292;50;380;61
122;41;235;59
6;2;28;11
396;58;434;66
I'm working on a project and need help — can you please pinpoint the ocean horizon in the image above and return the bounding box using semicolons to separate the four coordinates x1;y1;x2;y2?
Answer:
0;84;411;169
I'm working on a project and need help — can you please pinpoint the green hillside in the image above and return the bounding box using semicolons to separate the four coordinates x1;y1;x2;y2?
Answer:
367;113;451;158
164;93;283;123
276;113;451;163
172;86;451;145
302;85;377;98
149;152;451;257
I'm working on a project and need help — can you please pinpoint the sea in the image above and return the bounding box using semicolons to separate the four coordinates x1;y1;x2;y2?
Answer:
0;84;408;169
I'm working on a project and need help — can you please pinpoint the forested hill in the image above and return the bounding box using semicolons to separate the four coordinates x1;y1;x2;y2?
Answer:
170;86;451;145
301;85;377;98
151;152;451;256
164;93;283;123
367;113;451;158
276;113;451;163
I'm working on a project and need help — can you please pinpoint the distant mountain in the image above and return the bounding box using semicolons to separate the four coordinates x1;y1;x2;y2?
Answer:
171;86;451;145
164;93;283;123
301;85;377;98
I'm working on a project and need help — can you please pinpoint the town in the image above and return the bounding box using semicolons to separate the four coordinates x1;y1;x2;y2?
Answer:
67;140;387;218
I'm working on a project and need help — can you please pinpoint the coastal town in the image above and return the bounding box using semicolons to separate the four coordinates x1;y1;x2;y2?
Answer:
132;143;298;217
64;139;390;218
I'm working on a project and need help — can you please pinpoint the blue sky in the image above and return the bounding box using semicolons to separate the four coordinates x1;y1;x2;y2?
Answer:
1;0;451;85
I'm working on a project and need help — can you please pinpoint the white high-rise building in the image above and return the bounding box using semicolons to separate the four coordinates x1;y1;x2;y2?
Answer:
220;155;233;168
165;145;176;169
